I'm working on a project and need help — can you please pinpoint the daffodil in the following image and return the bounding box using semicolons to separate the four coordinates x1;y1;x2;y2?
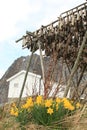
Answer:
36;95;43;105
56;98;61;104
22;97;34;109
45;99;53;108
10;107;18;116
63;98;75;111
47;108;53;115
76;102;82;109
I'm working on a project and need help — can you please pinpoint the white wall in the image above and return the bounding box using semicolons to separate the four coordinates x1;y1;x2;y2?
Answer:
8;71;41;98
8;71;69;99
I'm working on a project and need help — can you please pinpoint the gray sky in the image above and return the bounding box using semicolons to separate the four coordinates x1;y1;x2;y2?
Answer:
0;0;85;78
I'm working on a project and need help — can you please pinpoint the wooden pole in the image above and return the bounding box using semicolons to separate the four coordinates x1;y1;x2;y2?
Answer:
64;31;87;97
77;65;87;87
37;41;45;84
17;46;35;107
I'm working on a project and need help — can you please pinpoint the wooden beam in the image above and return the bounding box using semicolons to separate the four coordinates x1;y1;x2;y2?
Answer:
37;41;45;84
16;2;87;43
17;45;35;108
64;31;87;97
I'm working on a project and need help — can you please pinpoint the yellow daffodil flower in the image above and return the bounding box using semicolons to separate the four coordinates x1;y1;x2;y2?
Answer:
36;95;43;105
45;99;53;108
47;108;53;115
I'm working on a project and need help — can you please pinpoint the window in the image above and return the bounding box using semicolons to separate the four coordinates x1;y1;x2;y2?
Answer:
14;83;18;88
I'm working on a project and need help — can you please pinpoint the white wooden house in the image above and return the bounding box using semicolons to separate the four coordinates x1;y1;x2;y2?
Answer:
7;70;43;99
7;70;69;100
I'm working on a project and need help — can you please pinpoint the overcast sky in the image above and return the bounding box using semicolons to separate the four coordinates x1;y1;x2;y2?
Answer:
0;0;85;78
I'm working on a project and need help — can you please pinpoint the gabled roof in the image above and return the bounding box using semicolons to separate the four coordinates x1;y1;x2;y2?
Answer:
7;70;41;82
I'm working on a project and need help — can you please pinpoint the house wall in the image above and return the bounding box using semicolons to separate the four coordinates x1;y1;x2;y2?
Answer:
8;72;41;98
8;71;70;99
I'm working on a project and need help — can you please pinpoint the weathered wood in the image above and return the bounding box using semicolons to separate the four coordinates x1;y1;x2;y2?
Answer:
77;65;87;87
16;2;87;43
37;41;45;83
64;31;87;97
15;1;87;68
15;2;87;101
74;65;87;100
17;45;35;107
80;81;87;98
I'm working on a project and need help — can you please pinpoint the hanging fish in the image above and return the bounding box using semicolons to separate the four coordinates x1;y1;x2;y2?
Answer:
22;36;26;47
